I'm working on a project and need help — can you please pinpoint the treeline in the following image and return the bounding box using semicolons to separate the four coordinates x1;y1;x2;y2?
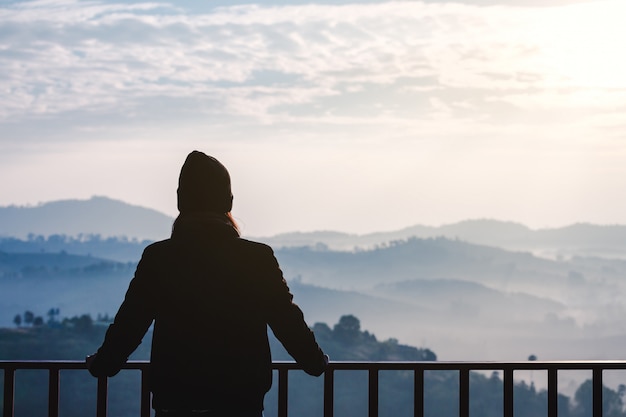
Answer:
11;309;111;330
0;251;135;279
0;234;149;263
312;314;436;361
1;315;625;417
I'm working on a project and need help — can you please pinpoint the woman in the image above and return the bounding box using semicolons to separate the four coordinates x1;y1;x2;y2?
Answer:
87;151;328;417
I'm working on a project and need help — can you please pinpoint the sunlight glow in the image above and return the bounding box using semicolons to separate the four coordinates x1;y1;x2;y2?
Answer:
531;1;626;89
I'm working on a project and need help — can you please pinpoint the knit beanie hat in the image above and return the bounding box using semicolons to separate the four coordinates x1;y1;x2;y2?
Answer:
177;151;233;214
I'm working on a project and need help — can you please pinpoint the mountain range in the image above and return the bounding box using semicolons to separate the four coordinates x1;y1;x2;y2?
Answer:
3;196;626;368
3;196;626;260
0;196;173;241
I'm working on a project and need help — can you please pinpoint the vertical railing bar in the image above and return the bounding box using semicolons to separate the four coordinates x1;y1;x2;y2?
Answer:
96;376;108;417
414;368;424;417
503;368;514;417
3;367;15;417
278;367;288;417
368;367;379;417
323;367;334;417
592;367;602;417
48;367;60;417
140;368;151;417
547;367;558;417
459;368;470;417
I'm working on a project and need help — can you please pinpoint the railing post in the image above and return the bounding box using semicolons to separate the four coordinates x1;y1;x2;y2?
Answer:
278;367;288;417
3;367;15;417
96;376;108;417
368;367;378;417
414;368;424;417
459;368;469;417
548;367;557;417
141;368;151;417
323;367;334;417
48;367;60;417
503;368;513;417
593;367;602;417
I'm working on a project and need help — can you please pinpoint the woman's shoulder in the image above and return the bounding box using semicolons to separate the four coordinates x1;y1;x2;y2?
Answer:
140;236;276;261
233;237;274;254
144;238;172;249
139;238;175;257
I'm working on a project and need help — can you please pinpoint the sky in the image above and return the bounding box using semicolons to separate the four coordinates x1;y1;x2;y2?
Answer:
1;0;625;237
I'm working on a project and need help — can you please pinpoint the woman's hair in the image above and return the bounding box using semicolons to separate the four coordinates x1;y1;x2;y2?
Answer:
225;212;240;234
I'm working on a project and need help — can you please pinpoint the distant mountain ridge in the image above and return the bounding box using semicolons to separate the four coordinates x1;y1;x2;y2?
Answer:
0;196;173;241
2;196;626;259
259;220;626;259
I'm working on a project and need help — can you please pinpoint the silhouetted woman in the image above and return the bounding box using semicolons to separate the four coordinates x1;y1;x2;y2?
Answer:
87;151;328;417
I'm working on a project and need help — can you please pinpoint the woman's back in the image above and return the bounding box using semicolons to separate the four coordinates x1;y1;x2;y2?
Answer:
88;151;327;415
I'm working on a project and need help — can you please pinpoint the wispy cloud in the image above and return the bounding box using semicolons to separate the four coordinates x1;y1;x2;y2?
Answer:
2;0;624;137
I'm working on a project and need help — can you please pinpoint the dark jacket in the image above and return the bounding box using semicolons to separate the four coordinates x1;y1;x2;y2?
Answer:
89;216;327;411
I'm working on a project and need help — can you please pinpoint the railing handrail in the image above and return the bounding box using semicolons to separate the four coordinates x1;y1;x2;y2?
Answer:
3;358;626;367
3;360;625;417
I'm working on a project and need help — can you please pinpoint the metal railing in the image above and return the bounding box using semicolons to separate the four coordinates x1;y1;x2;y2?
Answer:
2;360;626;417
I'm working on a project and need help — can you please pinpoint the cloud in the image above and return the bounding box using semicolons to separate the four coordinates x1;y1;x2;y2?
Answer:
1;0;625;145
3;0;626;237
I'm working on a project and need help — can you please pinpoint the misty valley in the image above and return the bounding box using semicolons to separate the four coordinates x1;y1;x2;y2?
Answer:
2;231;626;415
3;199;626;415
3;231;626;364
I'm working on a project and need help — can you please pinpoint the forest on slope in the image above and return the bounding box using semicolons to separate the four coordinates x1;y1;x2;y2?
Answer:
2;313;625;417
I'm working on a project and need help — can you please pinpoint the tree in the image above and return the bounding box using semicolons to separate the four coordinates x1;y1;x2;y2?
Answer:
47;308;60;324
333;315;361;343
420;348;437;361
33;316;44;326
13;314;22;327
573;379;626;417
69;314;94;332
312;322;333;339
24;310;34;326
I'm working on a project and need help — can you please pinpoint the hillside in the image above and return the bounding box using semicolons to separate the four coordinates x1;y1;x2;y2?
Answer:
1;316;621;417
0;314;432;362
0;250;132;278
275;237;565;291
0;235;148;263
0;314;436;417
259;219;626;259
0;196;173;241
